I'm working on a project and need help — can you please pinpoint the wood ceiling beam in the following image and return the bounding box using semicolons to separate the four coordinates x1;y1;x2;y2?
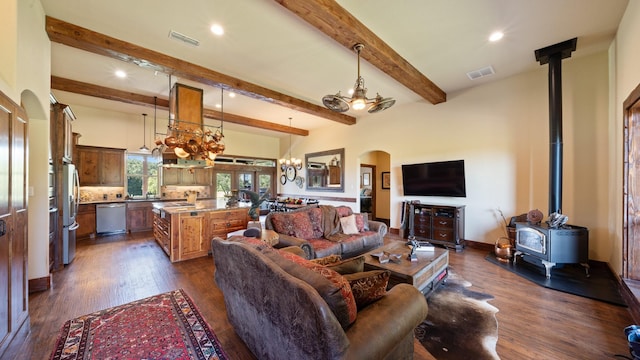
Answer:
45;16;354;126
51;76;309;136
274;0;447;105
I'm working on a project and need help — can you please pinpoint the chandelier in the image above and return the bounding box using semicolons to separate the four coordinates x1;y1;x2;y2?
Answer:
279;117;302;171
322;43;396;113
154;86;226;166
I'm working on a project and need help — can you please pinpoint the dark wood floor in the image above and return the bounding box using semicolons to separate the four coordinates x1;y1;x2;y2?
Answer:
8;231;634;360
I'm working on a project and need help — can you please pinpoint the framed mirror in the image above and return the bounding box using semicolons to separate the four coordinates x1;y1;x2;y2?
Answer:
305;148;345;192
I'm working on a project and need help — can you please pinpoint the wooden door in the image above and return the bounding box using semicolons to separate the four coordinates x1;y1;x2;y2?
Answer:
161;167;180;185
77;147;100;185
179;214;205;259
0;98;11;350
11;110;28;330
624;83;640;279
100;149;124;186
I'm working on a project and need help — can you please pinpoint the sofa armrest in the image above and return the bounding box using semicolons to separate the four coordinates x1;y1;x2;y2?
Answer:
343;284;428;360
273;233;315;259
368;220;388;237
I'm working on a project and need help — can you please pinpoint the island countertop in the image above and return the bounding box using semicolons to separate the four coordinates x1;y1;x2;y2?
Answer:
152;199;251;214
151;199;250;262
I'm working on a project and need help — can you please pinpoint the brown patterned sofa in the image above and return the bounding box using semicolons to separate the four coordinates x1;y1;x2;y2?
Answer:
211;236;428;360
264;204;387;259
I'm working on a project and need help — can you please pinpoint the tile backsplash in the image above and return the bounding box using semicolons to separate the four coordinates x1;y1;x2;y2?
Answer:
79;187;125;203
160;186;211;199
79;185;212;203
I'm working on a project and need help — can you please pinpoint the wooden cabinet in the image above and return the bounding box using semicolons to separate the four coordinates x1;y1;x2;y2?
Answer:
127;201;154;232
153;206;247;262
49;206;58;272
179;213;207;260
206;210;248;241
0;92;29;358
161;167;211;186
77;204;96;239
406;203;465;251
76;145;125;186
153;210;171;255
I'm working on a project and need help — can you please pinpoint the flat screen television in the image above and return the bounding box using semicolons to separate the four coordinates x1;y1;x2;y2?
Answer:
401;160;466;197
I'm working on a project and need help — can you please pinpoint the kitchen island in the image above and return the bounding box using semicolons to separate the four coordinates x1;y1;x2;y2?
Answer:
152;199;249;262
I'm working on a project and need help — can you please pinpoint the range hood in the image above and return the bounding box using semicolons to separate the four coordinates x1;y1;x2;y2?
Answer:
157;83;223;169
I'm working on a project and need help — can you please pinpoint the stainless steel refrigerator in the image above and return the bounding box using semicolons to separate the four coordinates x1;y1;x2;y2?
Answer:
63;163;80;264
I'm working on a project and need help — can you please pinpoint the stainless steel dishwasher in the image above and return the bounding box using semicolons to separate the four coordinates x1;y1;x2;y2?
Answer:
96;203;127;234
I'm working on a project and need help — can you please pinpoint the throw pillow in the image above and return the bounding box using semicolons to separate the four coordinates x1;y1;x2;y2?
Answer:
307;207;324;238
344;270;390;309
277;251;357;328
354;213;369;232
327;256;364;275
340;214;359;235
270;212;314;239
310;254;342;265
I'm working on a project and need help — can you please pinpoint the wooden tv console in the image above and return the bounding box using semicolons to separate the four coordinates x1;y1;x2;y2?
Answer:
405;203;466;251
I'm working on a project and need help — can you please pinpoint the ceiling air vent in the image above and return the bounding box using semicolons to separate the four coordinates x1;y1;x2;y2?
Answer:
168;30;200;47
466;66;495;80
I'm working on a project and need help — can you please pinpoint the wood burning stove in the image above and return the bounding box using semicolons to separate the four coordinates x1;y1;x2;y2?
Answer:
514;222;589;278
511;38;590;278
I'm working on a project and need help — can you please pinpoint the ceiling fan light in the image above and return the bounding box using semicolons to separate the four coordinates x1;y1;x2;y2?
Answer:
322;43;392;114
352;98;366;110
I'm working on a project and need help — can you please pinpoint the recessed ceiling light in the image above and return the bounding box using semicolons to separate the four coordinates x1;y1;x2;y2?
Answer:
489;31;504;42
215;103;221;109
115;70;127;78
228;92;236;98
210;24;224;36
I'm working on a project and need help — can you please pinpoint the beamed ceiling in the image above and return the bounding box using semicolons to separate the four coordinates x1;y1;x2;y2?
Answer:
40;0;628;138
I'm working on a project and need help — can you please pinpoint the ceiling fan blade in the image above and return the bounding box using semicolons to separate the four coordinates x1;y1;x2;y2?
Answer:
322;94;350;112
368;97;395;113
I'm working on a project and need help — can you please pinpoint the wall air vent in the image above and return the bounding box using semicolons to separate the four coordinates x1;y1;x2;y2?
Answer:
168;30;200;47
466;66;495;80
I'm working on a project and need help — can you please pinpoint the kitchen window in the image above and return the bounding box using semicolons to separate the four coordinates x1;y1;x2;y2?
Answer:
126;154;158;198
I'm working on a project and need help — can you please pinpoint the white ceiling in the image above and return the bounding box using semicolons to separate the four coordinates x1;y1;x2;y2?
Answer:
40;0;629;138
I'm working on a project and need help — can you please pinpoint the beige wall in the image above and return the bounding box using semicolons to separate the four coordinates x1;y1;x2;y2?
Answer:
71;104;280;158
282;51;610;264
12;0;51;282
613;1;640;273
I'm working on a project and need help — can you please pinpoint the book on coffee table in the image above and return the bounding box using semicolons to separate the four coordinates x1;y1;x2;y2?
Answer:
408;241;435;252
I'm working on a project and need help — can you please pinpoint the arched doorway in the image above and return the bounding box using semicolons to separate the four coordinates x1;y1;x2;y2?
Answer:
359;150;390;226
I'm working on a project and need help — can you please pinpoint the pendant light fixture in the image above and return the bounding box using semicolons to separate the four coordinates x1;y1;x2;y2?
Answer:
279;117;302;171
139;113;150;152
322;43;395;113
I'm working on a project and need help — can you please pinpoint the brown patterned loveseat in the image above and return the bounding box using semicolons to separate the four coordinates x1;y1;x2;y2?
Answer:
264;204;387;259
211;236;428;360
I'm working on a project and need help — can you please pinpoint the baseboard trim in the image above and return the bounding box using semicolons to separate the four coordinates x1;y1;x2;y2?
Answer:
464;240;494;252
29;275;51;293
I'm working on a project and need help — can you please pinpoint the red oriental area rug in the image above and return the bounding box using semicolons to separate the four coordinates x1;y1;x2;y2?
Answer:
49;289;228;360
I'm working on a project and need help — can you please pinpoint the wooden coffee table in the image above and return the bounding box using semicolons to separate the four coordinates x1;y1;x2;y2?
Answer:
363;241;449;296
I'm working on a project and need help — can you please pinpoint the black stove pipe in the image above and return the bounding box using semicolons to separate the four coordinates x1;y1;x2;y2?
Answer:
535;38;577;215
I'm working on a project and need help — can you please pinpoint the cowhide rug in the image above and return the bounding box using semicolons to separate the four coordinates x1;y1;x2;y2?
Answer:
415;270;500;360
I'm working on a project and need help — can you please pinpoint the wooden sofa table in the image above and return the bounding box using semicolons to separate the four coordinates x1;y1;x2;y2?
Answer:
363;241;449;296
